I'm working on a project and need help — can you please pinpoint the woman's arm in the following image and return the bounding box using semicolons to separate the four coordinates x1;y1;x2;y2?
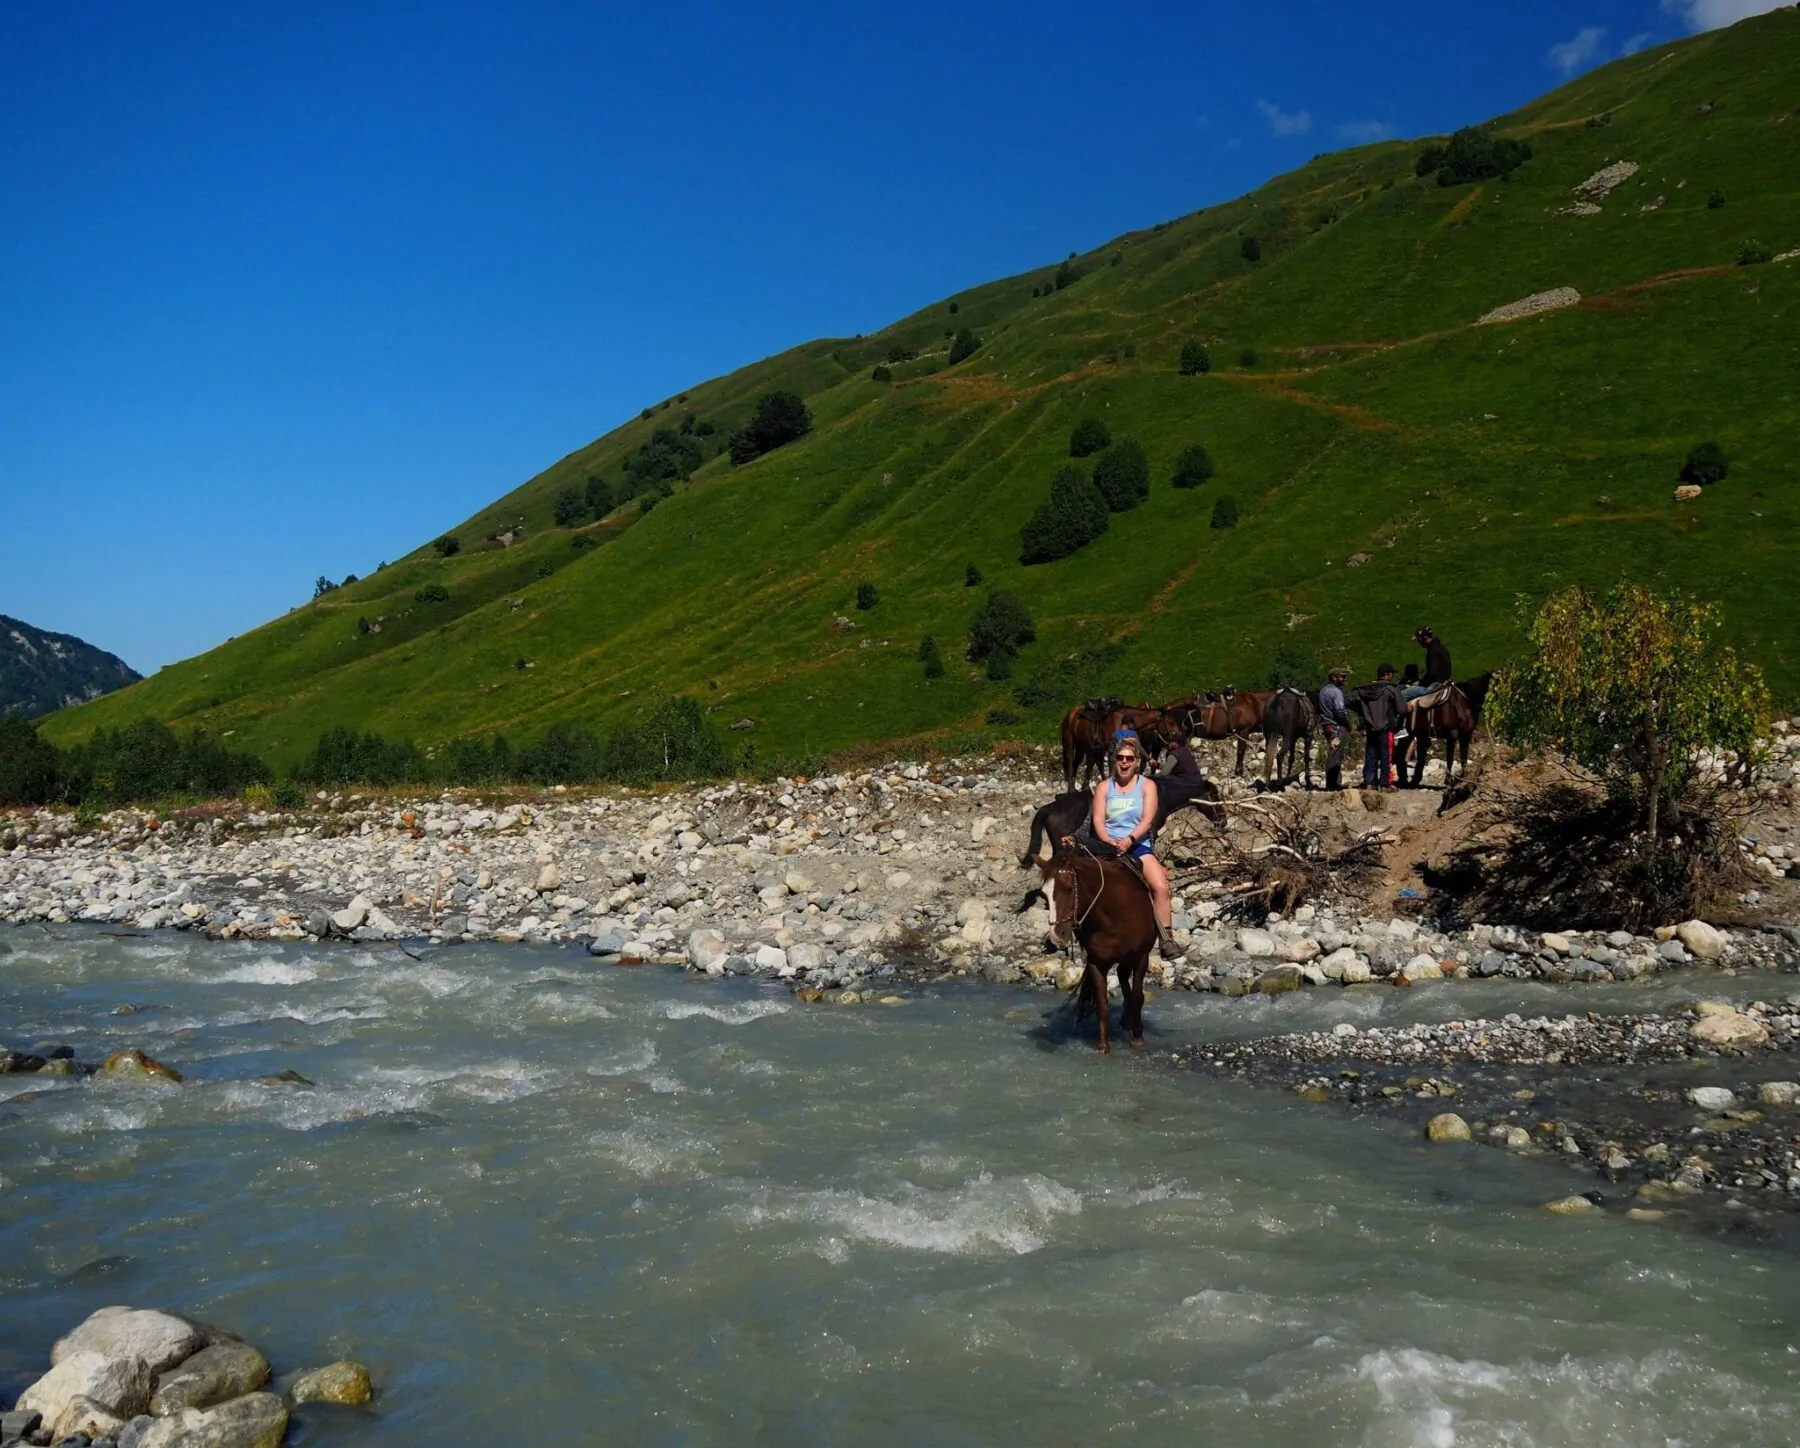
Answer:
1091;781;1110;838
1136;780;1159;843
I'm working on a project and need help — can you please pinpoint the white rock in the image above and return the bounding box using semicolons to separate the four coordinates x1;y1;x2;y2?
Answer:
786;943;825;973
330;896;371;931
1236;928;1276;958
1330;1022;1358;1037
1319;947;1360;980
53;1307;202;1375
19;1350;154;1423
1400;954;1443;982
970;816;996;842
1339;957;1373;984
535;862;560;893
686;929;728;975
884;871;912;889
754;944;788;974
1275;937;1320;963
1757;1081;1800;1106
784;868;816;895
1675;919;1725;960
1689;1086;1736;1110
1541;932;1572;954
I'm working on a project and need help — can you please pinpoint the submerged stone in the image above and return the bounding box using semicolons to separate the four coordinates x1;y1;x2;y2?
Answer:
289;1359;373;1406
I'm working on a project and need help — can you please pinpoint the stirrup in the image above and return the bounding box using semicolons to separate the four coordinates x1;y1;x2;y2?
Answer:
1157;926;1181;960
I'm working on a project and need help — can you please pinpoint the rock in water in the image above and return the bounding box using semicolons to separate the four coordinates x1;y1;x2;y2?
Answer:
150;1340;271;1415
1675;919;1724;959
1252;964;1303;995
53;1307;201;1374
1543;1195;1601;1215
101;1050;184;1084
1688;1086;1736;1110
18;1350;154;1423
686;929;728;975
289;1360;374;1406
1690;1009;1768;1048
1400;954;1443;982
1425;1113;1472;1143
1757;1081;1800;1106
330;896;370;932
137;1391;287;1448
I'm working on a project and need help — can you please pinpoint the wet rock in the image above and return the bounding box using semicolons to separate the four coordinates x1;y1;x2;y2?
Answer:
754;944;788;974
150;1341;271;1415
1399;955;1443;983
100;1050;184;1084
330;896;370;932
18;1350;154;1423
136;1392;287;1448
1;1048;47;1073
1339;957;1372;985
1757;1080;1800;1106
1425;1112;1472;1143
686;929;728;976
1317;946;1359;980
1252;964;1303;995
54;1308;203;1376
587;927;625;958
288;1360;373;1406
1544;1194;1601;1215
1689;1086;1736;1110
1675;919;1725;960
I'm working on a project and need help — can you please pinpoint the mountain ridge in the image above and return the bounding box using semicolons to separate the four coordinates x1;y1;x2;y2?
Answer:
1;615;141;721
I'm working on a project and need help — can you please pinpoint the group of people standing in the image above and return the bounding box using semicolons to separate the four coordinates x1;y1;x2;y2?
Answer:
1318;627;1453;791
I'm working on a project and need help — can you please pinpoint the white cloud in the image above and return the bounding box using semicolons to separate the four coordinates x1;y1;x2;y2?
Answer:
1661;0;1786;31
1549;26;1607;77
1256;100;1313;137
1620;30;1657;53
1336;119;1394;144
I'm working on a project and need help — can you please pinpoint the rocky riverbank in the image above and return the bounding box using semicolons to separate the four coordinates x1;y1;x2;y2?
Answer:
1180;997;1800;1239
3;744;1798;1000
1;1305;369;1447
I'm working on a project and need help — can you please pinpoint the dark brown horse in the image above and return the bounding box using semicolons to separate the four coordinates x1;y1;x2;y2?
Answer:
1261;688;1317;787
1059;702;1181;791
1017;778;1223;867
1170;690;1274;777
1398;672;1492;787
1037;843;1158;1053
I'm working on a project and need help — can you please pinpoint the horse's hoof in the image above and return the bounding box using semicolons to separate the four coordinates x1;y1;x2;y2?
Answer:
1129;1037;1146;1049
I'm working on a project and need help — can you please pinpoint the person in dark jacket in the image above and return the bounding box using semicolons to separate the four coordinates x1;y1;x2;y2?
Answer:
1353;663;1404;790
1319;666;1351;791
1409;628;1453;697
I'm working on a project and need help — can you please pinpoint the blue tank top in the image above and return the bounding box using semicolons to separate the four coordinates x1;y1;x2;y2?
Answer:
1102;776;1144;842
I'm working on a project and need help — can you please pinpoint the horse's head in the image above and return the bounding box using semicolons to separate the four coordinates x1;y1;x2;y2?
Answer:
1039;839;1082;949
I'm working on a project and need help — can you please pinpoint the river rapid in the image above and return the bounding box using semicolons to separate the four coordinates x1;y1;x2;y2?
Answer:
2;930;1797;1446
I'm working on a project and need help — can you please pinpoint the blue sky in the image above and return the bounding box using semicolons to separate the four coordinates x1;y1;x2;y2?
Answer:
0;0;1781;672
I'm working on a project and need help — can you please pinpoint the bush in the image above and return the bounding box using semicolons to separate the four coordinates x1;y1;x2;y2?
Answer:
964;562;983;587
728;391;813;465
986;651;1015;681
856;582;879;611
601;697;730;783
919;634;944;678
1737;239;1771;265
51;720;269;804
1489;582;1769;838
1680;441;1730;486
1091;439;1150;513
572;535;597;553
584;475;614;516
1239;349;1258;368
968;590;1036;669
871;365;893;383
1170;443;1215;489
885;344;917;363
440;733;514;786
949;301;960;314
553;485;586;527
313;576;339;599
1267;646;1321;690
0;717;65;805
1420;127;1531;186
1707;189;1726;209
1211;495;1239;530
415;584;450;603
1179;339;1212;375
626;426;705;493
432;535;461;558
1054;258;1081;290
515;722;604;784
292;727;425;788
947;328;983;365
1069;417;1111;457
1020;465;1110;564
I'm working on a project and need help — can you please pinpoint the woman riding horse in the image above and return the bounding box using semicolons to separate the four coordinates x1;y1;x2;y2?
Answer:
1091;730;1179;960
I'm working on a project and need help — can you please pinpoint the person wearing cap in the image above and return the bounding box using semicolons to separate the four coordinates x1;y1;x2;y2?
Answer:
1091;729;1179;959
1407;627;1453;701
1319;666;1351;792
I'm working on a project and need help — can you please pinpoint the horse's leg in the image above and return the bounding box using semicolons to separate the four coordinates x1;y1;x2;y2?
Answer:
1234;735;1247;777
1302;731;1313;790
1087;958;1110;1054
1126;955;1149;1046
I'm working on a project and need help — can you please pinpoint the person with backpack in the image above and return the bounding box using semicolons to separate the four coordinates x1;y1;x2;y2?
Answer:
1352;663;1404;791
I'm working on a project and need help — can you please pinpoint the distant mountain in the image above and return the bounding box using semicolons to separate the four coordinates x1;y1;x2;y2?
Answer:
1;615;141;720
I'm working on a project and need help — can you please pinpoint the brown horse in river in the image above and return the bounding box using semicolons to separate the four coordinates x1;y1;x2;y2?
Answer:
1169;690;1274;777
1397;672;1492;788
1059;702;1182;791
1036;842;1158;1053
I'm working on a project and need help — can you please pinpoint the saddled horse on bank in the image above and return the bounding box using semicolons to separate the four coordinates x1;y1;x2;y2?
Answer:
1059;700;1182;791
1035;843;1159;1053
1261;687;1317;788
1396;672;1492;788
1169;690;1274;778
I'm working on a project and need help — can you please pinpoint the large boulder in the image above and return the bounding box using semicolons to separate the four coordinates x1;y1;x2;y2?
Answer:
1690;1004;1769;1048
50;1395;125;1443
330;895;371;932
289;1360;374;1406
1425;1113;1472;1143
1675;919;1725;960
101;1050;184;1084
136;1392;288;1448
18;1350;154;1423
150;1341;271;1415
685;929;728;976
1252;964;1303;995
1235;928;1276;958
54;1307;202;1375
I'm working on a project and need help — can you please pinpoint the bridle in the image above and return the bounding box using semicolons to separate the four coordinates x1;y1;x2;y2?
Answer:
1048;837;1108;952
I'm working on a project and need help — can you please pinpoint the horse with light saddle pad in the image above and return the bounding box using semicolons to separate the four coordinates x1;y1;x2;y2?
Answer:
1168;689;1274;778
1398;672;1492;788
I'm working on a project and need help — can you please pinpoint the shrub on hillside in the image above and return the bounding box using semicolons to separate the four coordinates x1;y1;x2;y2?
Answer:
1069;417;1111;458
313;576;339;599
292;727;424;788
919;634;945;678
964;563;983;587
1091;439;1150;513
571;535;597;553
885;344;918;363
871;365;893;383
1737;239;1771;266
433;535;461;558
515;722;604;784
1707;189;1726;209
1179;339;1212;376
1680;441;1730;486
1239;349;1258;368
1170;443;1215;489
584;475;614;516
947;328;983;365
441;733;514;786
0;718;66;805
1417;127;1531;186
1054;258;1081;291
856;582;880;611
602;697;730;783
415;584;450;603
1240;236;1261;262
967;590;1036;674
1020;466;1109;564
553;485;586;527
1211;495;1239;530
627;426;705;492
728;391;813;465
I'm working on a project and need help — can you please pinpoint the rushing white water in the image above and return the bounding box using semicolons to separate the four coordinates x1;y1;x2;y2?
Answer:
1;928;1796;1444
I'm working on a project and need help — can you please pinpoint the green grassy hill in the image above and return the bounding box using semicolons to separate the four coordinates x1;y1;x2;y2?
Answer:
48;11;1800;769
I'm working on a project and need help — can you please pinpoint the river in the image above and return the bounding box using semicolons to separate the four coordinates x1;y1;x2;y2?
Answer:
1;929;1796;1445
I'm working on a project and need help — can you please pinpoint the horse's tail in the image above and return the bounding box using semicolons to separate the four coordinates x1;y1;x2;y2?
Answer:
1019;803;1050;869
1069;962;1098;1023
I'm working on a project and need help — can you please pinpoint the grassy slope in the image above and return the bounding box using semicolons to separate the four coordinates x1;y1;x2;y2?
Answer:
48;12;1800;766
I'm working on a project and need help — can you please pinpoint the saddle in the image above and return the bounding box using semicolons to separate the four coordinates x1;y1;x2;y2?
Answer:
1078;696;1124;723
1410;683;1458;712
